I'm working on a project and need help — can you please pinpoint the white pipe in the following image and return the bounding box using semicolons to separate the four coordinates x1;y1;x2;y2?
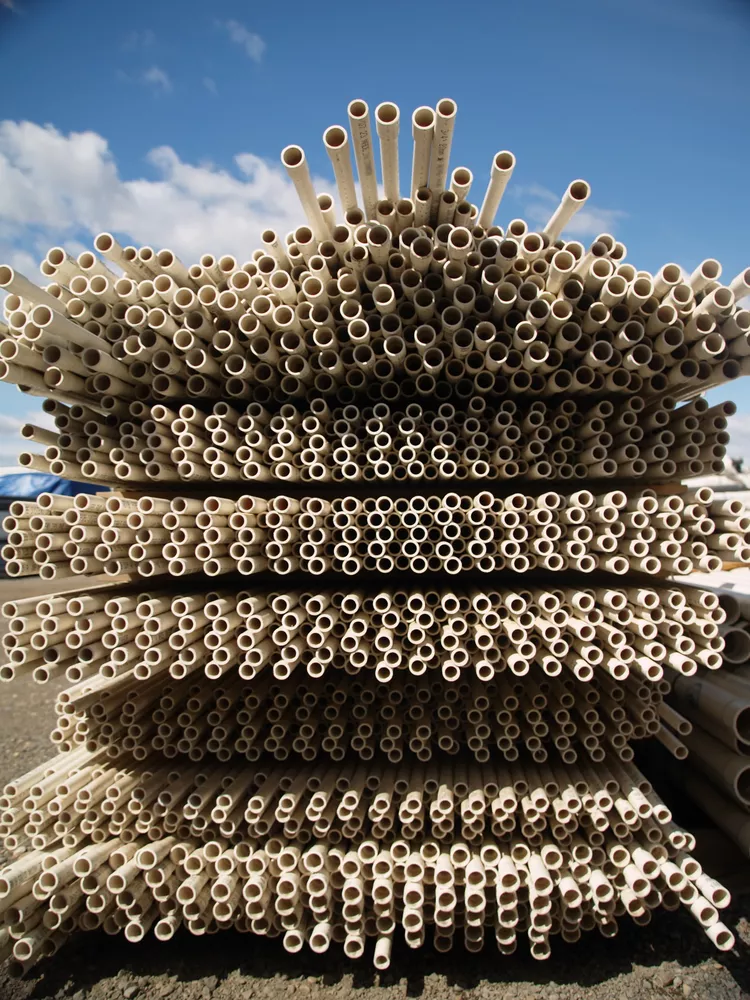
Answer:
323;126;358;215
375;102;400;203
543;181;592;241
428;98;458;199
347;100;379;222
0;266;61;312
478;152;516;229
29;306;105;351
410;107;435;199
280;146;329;242
728;268;750;300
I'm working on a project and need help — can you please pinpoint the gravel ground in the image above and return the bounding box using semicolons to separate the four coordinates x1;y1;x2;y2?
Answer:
1;579;749;1000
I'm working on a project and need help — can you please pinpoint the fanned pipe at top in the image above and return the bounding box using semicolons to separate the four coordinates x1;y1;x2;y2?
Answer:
347;100;379;221
544;180;592;241
411;106;435;199
478;151;516;229
375;102;400;203
428;98;458;200
323;126;359;215
280;145;329;242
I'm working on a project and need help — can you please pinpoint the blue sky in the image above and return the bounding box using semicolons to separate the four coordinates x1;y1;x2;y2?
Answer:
0;0;749;462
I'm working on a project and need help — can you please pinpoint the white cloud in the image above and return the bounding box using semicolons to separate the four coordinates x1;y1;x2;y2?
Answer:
0;0;16;10
0;414;26;434
203;76;218;96
2;247;36;275
123;28;155;49
0;119;330;267
221;20;266;62
724;413;750;466
141;66;172;94
0;408;54;465
513;183;626;238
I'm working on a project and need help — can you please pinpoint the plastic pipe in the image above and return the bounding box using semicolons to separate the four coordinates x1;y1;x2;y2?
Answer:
375;102;400;203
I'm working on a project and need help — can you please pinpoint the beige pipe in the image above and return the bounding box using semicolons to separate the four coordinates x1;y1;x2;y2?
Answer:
450;167;473;203
347;100;379;221
543;181;591;241
323;126;358;214
0;265;61;311
375;102;400;202
410;107;435;198
478;152;516;229
29;305;104;351
718;266;749;302
428;99;457;200
280;146;329;241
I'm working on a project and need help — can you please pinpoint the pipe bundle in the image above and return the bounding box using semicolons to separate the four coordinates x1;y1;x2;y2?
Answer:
0;828;735;972
2;745;677;847
49;665;663;766
1;579;725;687
0;751;736;973
18;395;732;487
1;95;749;973
2;211;748;444
3;485;746;582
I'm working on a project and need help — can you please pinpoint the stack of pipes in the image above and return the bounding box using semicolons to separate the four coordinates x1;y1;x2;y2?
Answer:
1;96;749;973
2;486;747;582
17;395;734;487
0;576;727;689
662;584;750;859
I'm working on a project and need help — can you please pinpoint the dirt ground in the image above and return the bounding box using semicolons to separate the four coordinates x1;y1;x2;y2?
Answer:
1;578;749;1000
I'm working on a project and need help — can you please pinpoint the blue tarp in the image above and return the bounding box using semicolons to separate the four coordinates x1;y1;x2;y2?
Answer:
0;472;102;500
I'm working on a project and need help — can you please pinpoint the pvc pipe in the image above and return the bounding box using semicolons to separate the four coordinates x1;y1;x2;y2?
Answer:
280;146;329;242
0;266;61;312
478;152;516;229
543;181;592;241
450;167;473;203
728;268;750;300
347;100;379;221
323;126;358;215
375;103;400;202
410;107;435;198
428;99;458;199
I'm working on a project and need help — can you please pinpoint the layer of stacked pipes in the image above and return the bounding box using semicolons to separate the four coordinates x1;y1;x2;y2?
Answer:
2;487;748;582
2;99;750;491
0;572;728;689
16;395;734;488
0;748;737;970
1;95;749;973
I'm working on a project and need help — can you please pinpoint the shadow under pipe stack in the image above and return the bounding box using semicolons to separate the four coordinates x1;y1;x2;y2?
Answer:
1;96;750;974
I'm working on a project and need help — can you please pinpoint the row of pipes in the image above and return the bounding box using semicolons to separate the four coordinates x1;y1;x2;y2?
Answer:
17;395;734;488
2;487;746;582
1;225;748;450
0;750;736;974
1;573;725;685
48;663;666;766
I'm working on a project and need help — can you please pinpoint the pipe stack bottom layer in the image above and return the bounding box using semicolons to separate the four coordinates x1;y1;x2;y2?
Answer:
0;749;736;973
0;575;739;968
